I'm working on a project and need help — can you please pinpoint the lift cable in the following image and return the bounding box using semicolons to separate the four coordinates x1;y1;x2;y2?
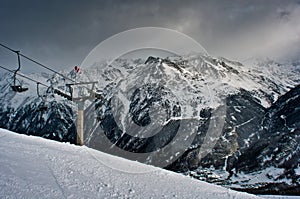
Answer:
0;65;48;87
0;64;75;100
0;43;101;99
0;43;75;83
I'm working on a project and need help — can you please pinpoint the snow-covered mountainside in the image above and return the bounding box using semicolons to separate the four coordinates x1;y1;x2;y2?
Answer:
0;128;260;199
0;53;299;194
184;84;300;195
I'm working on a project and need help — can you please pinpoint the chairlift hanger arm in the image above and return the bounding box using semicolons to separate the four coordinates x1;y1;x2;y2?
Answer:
13;51;21;86
36;82;41;97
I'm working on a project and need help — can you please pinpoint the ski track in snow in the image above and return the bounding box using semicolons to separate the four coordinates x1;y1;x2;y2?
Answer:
0;128;261;199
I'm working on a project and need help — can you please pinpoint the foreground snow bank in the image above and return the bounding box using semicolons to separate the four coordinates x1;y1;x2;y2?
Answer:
0;128;260;199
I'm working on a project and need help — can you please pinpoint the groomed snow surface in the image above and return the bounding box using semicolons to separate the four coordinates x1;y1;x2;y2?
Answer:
0;128;261;199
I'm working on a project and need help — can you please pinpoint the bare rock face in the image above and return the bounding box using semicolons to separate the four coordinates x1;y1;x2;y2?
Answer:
225;85;300;194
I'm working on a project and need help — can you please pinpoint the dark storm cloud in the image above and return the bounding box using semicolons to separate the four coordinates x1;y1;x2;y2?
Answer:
0;0;300;73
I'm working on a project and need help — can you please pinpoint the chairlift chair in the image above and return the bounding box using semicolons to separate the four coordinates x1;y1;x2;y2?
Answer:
11;85;28;92
11;51;28;92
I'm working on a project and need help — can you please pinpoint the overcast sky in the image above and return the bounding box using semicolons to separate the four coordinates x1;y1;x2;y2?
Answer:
1;0;300;73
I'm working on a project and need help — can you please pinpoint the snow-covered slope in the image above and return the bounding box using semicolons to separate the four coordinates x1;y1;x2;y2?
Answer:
0;128;260;199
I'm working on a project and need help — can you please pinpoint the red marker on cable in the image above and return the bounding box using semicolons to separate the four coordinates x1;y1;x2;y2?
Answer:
74;66;81;74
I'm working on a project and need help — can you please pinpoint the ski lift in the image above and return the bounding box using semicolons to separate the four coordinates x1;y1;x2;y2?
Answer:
11;51;28;92
36;82;48;111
